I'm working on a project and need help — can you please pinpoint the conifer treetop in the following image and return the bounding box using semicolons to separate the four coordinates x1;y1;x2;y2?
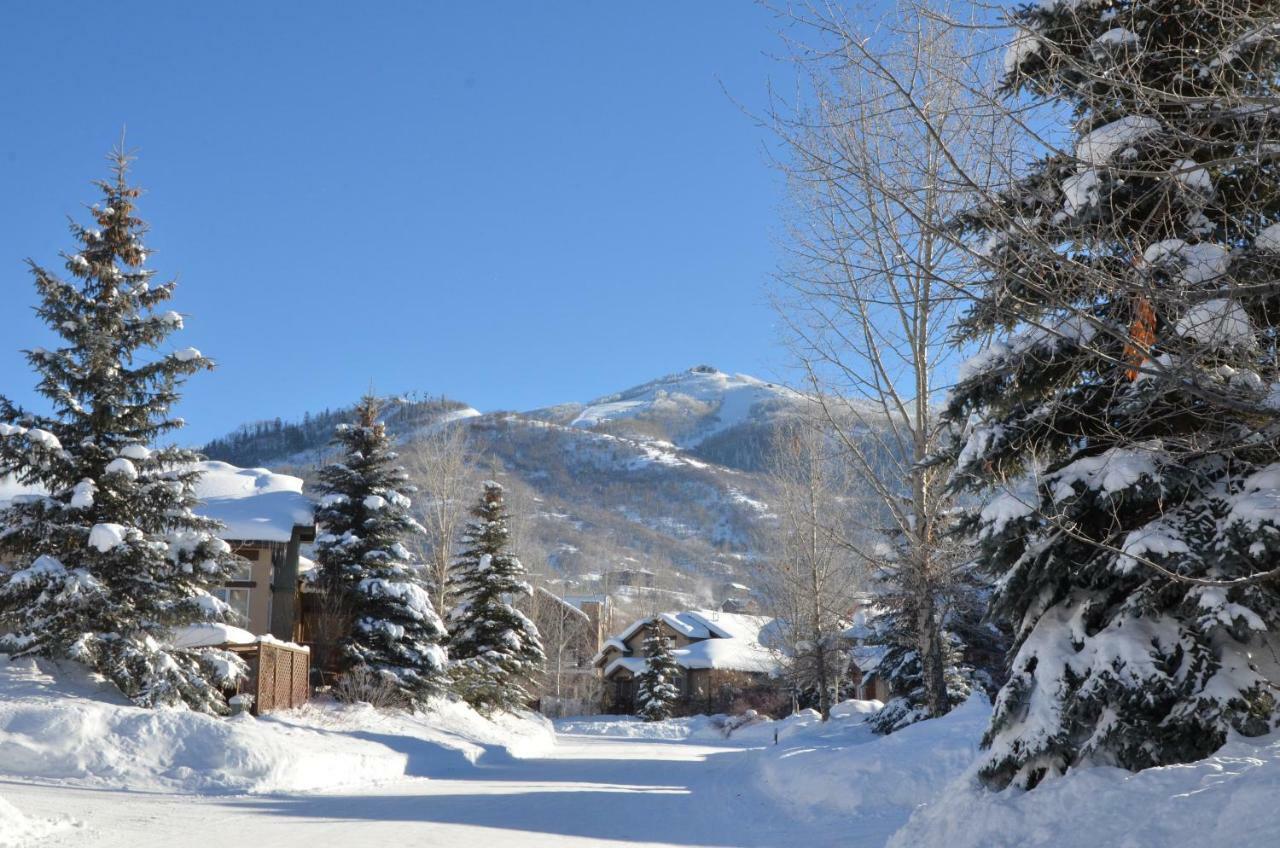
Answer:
0;147;241;713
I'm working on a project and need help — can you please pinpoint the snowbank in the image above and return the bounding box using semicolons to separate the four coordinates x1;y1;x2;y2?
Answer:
556;714;726;741
275;698;556;773
752;696;988;834
0;655;553;794
557;700;886;745
892;730;1280;848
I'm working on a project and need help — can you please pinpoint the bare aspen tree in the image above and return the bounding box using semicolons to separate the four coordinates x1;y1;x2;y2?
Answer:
522;578;597;711
754;418;863;720
403;421;477;616
767;0;1009;719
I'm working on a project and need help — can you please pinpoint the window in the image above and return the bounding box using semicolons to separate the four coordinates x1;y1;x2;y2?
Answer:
226;551;254;582
214;587;251;624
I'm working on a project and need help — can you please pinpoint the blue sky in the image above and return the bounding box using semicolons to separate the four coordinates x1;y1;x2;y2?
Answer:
0;2;796;445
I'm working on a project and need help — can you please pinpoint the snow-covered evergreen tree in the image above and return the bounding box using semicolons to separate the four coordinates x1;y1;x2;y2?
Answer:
858;503;1005;734
944;0;1280;788
312;395;449;707
865;558;1001;734
0;149;245;712
447;481;544;713
635;619;682;721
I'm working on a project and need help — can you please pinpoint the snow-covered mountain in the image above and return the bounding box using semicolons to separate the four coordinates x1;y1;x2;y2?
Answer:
530;365;805;450
201;366;819;608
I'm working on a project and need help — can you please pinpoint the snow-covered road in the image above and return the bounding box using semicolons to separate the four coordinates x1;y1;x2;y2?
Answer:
1;733;849;848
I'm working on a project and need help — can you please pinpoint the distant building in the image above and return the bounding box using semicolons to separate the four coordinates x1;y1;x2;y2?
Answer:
561;594;617;657
841;597;892;702
518;588;619;715
594;609;785;716
606;567;656;589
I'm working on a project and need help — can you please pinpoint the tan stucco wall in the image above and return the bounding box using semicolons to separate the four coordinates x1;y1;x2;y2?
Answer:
227;544;274;636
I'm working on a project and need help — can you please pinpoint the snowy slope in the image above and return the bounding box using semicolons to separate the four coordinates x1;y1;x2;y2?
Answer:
199;366;889;612
561;366;805;447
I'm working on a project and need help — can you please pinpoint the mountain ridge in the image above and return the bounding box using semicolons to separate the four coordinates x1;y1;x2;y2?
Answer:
200;366;819;611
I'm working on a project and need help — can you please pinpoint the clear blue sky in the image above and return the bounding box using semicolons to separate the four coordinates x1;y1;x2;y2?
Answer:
0;2;797;445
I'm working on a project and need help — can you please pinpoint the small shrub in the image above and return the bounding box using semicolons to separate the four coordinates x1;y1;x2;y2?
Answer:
333;665;410;711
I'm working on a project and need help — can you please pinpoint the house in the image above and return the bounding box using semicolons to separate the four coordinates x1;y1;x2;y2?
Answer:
191;461;316;641
0;461;316;642
605;567;656;589
842;598;893;702
514;587;619;715
563;594;616;654
593;609;784;715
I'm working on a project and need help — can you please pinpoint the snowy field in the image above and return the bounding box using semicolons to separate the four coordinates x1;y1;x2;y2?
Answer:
1;654;1277;847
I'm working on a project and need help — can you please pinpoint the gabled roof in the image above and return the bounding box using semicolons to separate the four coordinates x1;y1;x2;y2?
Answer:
532;586;591;622
594;609;781;676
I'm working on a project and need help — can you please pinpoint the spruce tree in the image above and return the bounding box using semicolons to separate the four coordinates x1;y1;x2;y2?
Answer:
635;618;681;721
0;149;245;712
945;1;1280;788
447;481;544;713
313;395;449;707
865;565;999;734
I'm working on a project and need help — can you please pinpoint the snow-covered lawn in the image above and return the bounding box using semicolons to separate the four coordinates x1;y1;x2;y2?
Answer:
3;655;1278;847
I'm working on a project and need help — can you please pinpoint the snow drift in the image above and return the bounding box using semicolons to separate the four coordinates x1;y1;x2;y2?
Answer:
750;696;988;845
0;655;552;795
892;728;1280;848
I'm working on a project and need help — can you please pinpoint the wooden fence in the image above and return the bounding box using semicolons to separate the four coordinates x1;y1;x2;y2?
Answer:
240;641;310;715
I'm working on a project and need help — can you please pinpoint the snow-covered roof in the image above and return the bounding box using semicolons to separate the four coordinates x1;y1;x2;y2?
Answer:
533;586;591;622
563;594;609;606
602;656;649;678
595;609;781;676
850;643;888;675
2;462;314;545
166;622;257;649
192;461;314;543
599;637;628;656
674;636;777;674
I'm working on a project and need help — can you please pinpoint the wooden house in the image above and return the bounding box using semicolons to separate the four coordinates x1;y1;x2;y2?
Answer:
593;610;784;715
